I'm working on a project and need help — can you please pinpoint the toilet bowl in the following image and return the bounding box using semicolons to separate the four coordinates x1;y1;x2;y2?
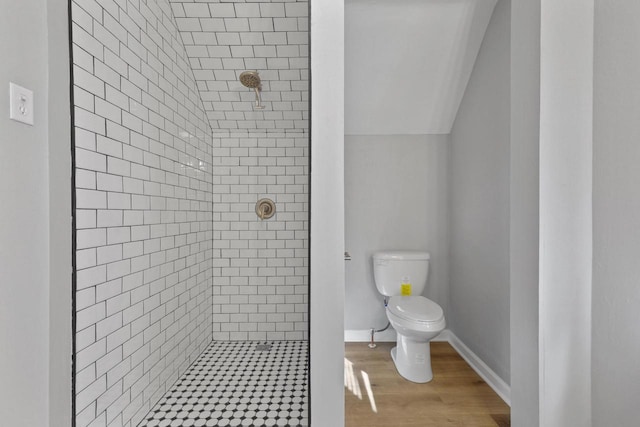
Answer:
373;251;446;383
386;295;445;383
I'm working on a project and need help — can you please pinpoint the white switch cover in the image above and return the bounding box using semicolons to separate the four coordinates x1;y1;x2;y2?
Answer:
9;82;34;126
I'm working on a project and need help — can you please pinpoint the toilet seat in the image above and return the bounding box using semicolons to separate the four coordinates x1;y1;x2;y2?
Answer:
387;296;444;324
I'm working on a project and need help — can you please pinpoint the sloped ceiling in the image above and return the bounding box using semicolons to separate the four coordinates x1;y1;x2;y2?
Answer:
167;0;496;135
168;0;309;132
345;0;498;135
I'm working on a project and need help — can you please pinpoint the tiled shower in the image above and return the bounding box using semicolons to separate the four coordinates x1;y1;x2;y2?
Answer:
71;0;309;425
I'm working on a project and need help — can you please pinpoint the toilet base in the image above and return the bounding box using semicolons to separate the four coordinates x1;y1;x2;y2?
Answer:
390;335;433;383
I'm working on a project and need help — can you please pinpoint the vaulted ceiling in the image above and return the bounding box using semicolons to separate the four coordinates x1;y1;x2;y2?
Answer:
167;0;497;136
345;0;498;135
168;0;309;133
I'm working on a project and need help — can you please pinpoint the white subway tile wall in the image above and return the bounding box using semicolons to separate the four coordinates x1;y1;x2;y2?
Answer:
72;0;214;426
209;128;309;341
173;0;309;341
73;0;308;425
170;0;309;131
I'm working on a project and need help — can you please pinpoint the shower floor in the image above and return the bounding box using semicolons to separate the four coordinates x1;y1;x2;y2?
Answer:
138;341;308;427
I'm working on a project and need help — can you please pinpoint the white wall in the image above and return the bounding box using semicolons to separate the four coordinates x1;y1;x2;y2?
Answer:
310;0;345;425
0;0;72;426
510;0;540;424
449;0;511;384
344;134;449;331
592;1;640;425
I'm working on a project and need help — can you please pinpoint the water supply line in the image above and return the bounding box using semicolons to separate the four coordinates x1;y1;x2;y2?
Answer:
369;298;390;349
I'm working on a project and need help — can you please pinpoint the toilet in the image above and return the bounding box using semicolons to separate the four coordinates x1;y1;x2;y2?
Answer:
373;251;446;383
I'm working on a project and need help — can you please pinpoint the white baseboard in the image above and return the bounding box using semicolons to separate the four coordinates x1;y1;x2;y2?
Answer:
430;329;450;342
343;328;460;344
344;328;511;406
344;328;397;342
440;330;511;406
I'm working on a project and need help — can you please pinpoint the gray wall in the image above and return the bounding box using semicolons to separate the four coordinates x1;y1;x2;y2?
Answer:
48;0;74;425
593;1;640;425
344;135;449;331
538;1;594;424
510;0;540;423
0;0;72;426
309;0;345;423
0;3;49;423
449;0;511;383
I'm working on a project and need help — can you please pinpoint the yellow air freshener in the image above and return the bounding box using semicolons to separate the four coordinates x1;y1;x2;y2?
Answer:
401;282;412;296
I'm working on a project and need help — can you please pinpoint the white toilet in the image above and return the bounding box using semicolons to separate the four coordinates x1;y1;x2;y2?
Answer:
373;251;446;383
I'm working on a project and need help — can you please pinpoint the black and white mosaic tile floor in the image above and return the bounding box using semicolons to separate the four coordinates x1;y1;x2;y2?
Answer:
138;341;308;427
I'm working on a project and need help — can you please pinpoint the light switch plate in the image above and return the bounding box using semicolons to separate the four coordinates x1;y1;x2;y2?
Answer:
9;82;34;126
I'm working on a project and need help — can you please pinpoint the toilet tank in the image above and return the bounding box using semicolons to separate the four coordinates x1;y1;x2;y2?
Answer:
372;251;430;297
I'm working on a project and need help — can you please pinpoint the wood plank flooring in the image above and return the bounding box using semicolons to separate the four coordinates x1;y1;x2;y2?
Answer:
345;342;510;427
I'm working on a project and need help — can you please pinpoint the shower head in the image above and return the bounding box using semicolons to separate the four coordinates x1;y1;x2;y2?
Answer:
239;71;261;89
239;71;265;109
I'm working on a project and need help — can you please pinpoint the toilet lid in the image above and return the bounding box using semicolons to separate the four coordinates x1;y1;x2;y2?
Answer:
387;296;444;324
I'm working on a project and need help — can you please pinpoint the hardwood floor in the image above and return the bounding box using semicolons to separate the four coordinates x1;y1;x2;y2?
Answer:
345;342;510;427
